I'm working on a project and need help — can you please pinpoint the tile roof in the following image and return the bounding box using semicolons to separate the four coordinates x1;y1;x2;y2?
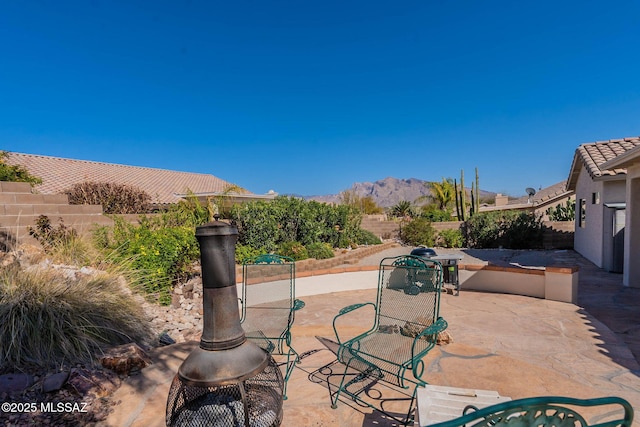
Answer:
567;137;640;190
510;180;572;206
5;152;247;204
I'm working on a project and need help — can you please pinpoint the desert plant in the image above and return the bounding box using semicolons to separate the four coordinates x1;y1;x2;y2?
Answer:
464;211;543;249
0;265;150;369
277;241;309;261
64;181;151;214
437;228;464;248
389;201;416;219
93;216;199;305
546;199;576;221
306;242;335;259
399;217;436;247
356;229;382;245
0;151;42;185
28;215;79;252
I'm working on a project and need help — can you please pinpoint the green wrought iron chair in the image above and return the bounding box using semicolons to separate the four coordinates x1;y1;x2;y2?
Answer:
330;255;447;424
240;254;304;400
425;396;634;427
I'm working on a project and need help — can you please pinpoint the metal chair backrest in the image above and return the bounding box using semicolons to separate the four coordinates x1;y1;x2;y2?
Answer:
426;395;634;427
240;254;296;353
376;255;444;364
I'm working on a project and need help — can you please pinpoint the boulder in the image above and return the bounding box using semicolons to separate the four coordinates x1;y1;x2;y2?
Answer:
99;343;152;375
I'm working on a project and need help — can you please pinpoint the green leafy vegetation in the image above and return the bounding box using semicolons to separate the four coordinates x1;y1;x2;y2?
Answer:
389;200;416;219
338;190;384;214
306;242;335;259
464;211;544;249
63;181;152;214
0;151;42;185
278;241;309;261
546;199;576;221
437;228;464;248
0;265;150;369
399;217;436;247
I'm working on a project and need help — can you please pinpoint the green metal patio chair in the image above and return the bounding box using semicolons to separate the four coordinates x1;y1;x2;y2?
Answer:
330;255;447;424
425;395;633;427
240;254;304;400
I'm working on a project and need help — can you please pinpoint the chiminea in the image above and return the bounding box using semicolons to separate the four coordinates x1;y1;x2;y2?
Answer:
166;217;284;427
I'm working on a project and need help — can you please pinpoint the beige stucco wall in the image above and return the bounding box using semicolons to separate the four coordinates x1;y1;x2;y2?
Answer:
573;167;604;267
624;164;640;288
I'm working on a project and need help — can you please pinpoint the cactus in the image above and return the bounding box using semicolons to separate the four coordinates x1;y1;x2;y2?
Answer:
459;170;466;221
454;179;461;219
475;167;480;214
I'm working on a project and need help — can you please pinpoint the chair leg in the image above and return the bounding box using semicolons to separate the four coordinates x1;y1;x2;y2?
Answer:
281;348;299;401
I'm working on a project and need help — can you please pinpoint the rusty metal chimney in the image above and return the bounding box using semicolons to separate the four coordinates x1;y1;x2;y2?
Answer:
166;217;284;427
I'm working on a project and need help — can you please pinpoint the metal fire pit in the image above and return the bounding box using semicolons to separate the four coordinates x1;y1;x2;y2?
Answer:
166;217;284;427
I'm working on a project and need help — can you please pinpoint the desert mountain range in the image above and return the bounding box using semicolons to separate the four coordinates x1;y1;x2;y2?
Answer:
306;177;496;208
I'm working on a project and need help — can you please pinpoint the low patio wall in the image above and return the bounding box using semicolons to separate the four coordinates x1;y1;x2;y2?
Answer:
458;264;579;304
242;262;580;305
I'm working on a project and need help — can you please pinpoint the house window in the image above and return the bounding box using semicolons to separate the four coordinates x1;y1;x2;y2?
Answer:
592;192;600;204
579;199;586;228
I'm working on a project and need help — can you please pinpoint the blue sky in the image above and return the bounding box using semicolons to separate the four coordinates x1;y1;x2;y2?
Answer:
2;1;639;197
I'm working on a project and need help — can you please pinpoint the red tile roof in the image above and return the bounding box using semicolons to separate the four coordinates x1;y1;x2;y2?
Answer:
5;152;246;204
567;137;640;190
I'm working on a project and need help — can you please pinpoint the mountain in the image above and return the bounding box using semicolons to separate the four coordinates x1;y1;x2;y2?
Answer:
307;177;496;208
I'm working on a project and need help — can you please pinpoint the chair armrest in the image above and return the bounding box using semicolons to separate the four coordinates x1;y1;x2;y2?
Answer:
412;317;448;359
417;317;448;339
293;299;305;311
333;302;376;344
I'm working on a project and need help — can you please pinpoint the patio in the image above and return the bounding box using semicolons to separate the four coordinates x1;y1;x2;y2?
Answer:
104;258;640;426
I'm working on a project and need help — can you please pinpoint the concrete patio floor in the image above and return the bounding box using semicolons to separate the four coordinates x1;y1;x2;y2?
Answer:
102;248;640;426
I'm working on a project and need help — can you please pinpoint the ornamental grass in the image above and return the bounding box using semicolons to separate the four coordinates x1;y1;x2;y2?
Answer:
0;265;151;370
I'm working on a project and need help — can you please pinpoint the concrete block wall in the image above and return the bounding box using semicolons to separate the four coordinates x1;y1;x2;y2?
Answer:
0;181;113;244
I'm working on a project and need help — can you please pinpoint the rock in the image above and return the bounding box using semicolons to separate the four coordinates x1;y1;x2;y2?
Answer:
67;368;120;398
99;343;152;375
42;371;69;393
159;331;176;346
0;373;35;393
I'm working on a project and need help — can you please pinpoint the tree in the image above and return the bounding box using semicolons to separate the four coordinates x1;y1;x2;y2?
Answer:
389;200;416;219
426;178;456;211
0;151;42;185
338;190;383;214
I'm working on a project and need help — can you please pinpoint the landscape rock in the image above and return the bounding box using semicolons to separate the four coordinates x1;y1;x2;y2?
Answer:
0;373;35;393
99;343;152;375
42;371;69;393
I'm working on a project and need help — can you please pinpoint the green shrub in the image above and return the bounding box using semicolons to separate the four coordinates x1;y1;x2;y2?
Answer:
464;211;543;249
0;151;42;185
546;199;575;221
64;181;151;214
420;206;453;222
438;228;464;248
277;241;309;261
306;242;335;259
356;229;382;245
229;196;365;251
94;216;199;305
399;218;436;247
27;215;83;259
0;265;150;369
235;244;262;264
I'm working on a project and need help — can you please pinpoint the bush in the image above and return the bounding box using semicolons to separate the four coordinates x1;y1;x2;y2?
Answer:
421;206;453;222
399;218;436;247
27;215;86;261
235;244;262;264
464;211;543;249
437;228;464;248
0;151;42;185
94;216;200;305
229;196;365;251
64;181;151;214
277;241;309;261
356;229;382;245
306;242;335;259
0;265;150;369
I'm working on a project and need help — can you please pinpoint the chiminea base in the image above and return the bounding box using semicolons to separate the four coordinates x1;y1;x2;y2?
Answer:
166;353;284;427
